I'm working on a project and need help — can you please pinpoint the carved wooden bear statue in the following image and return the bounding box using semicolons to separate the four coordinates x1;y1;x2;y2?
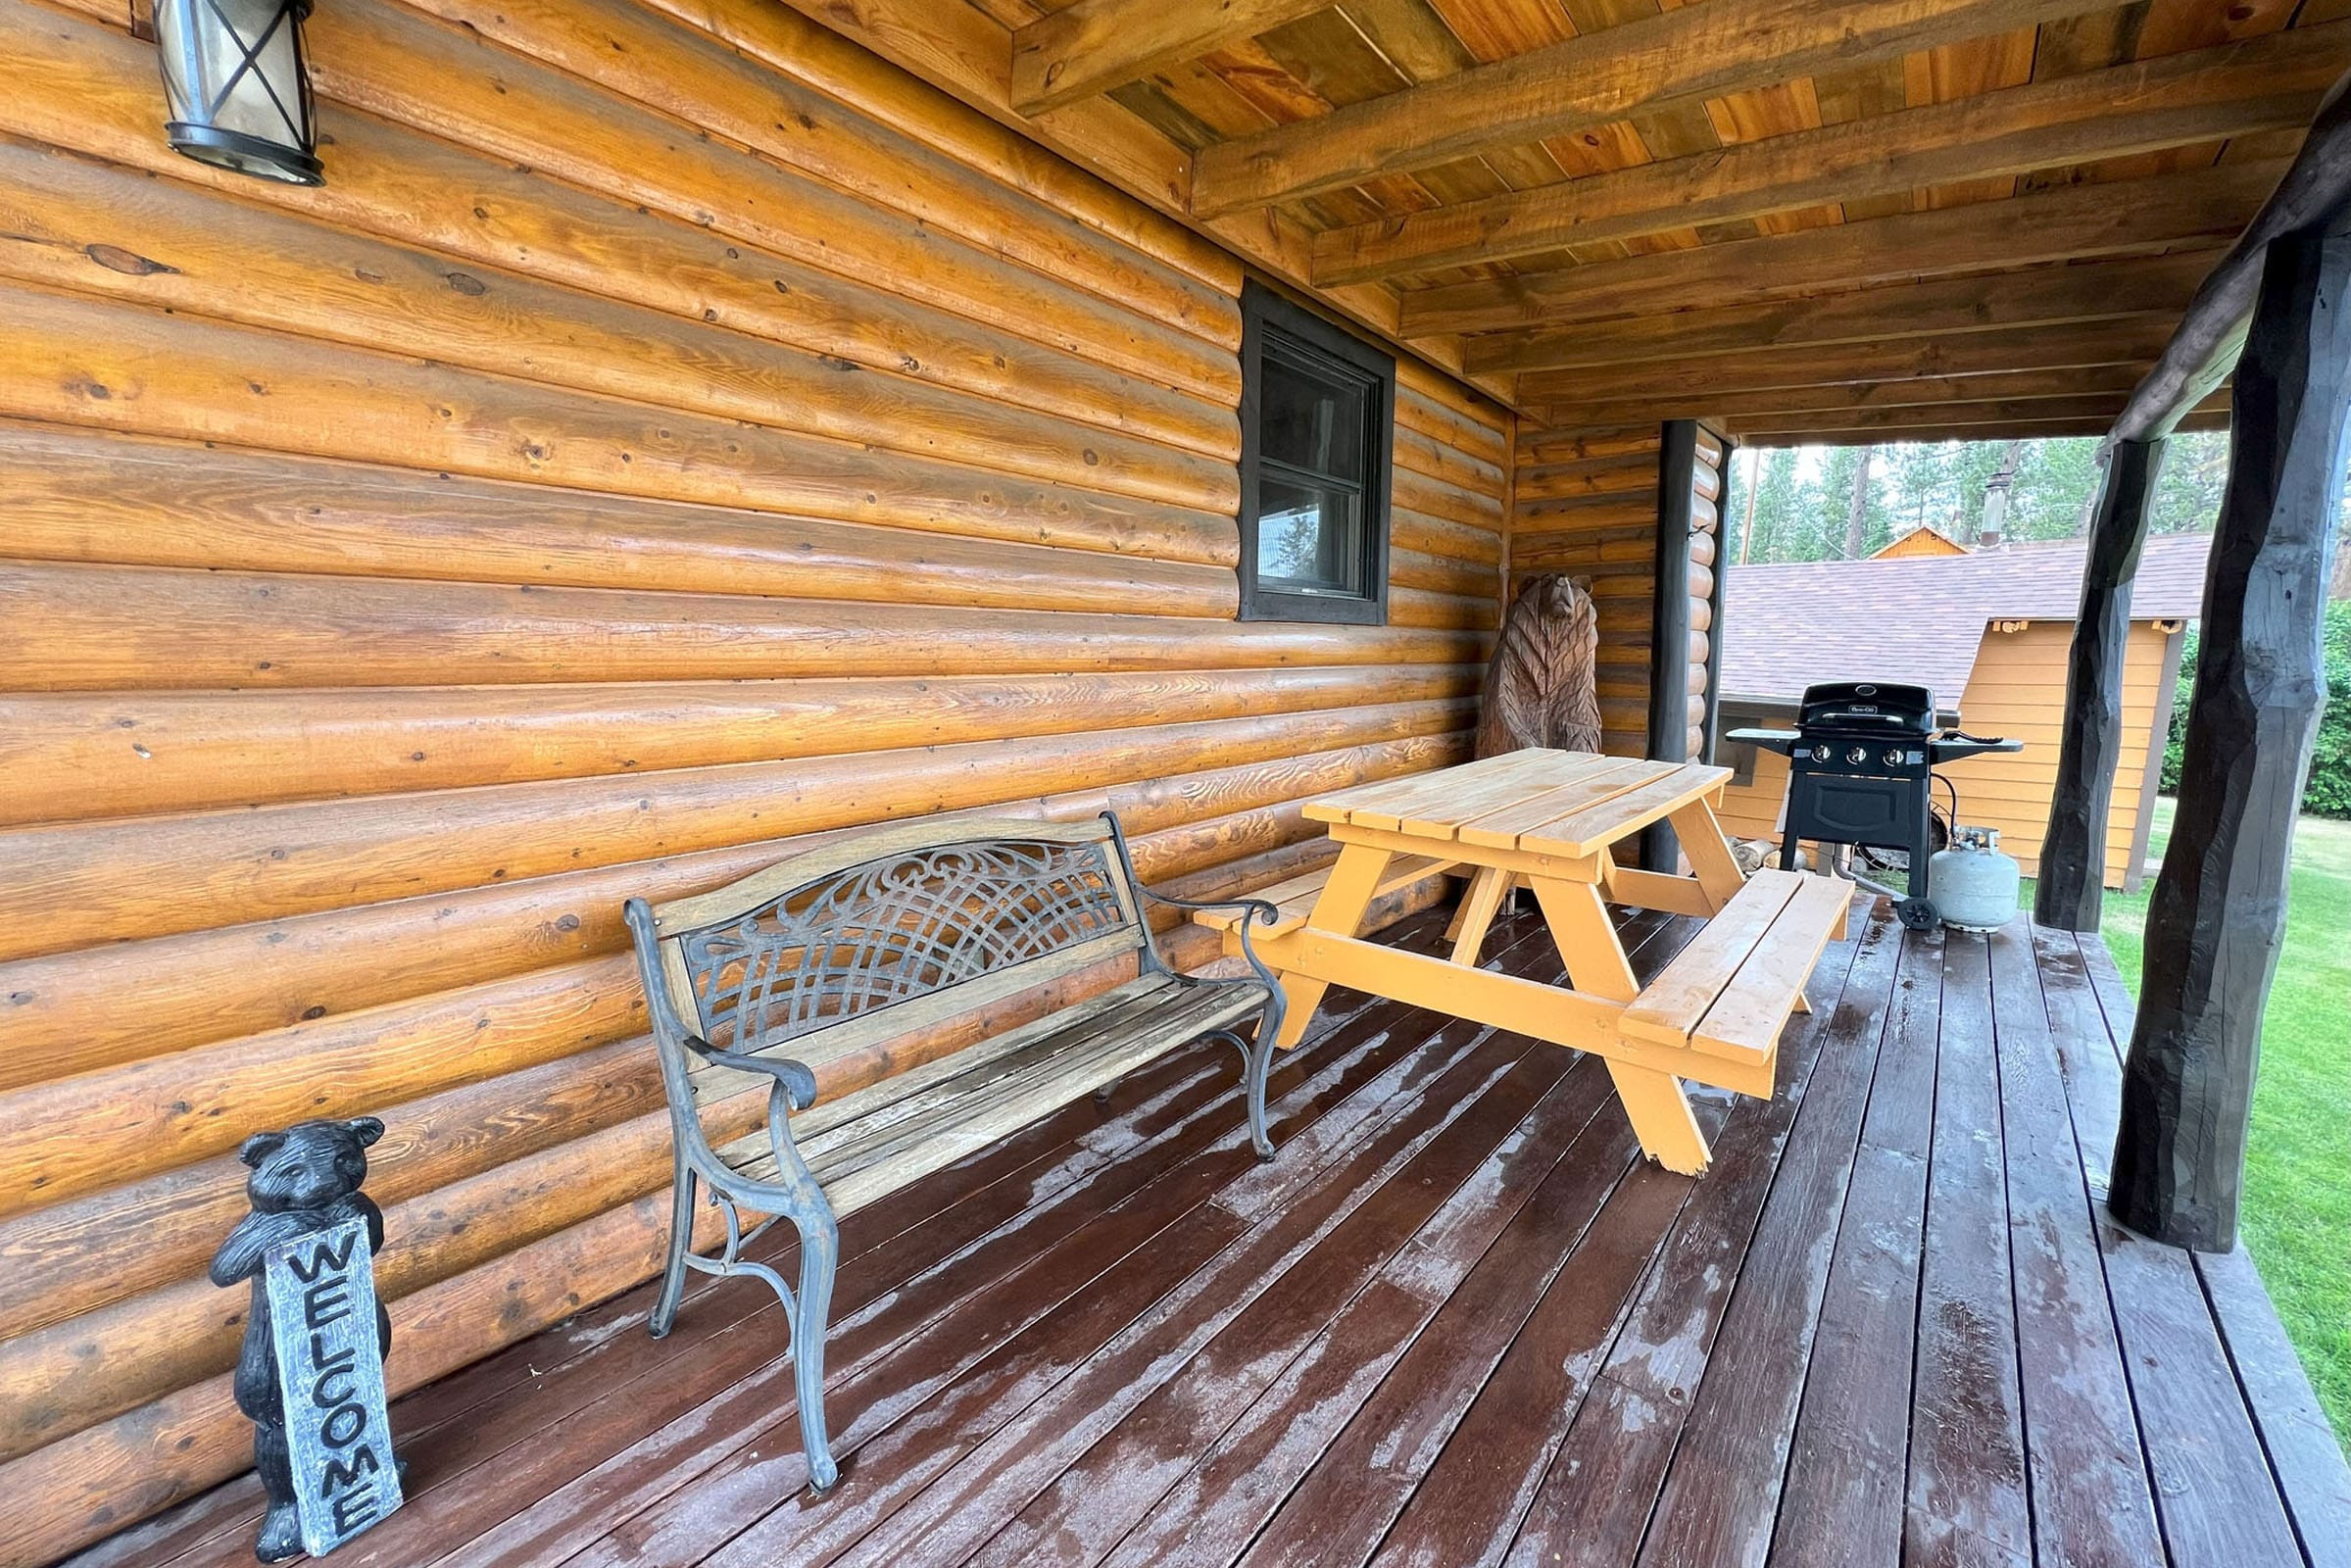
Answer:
209;1118;391;1563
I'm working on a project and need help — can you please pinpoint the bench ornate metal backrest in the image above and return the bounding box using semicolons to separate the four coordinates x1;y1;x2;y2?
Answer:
621;812;1282;1494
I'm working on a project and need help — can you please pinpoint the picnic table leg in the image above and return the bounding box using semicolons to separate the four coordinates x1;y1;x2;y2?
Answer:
1272;843;1393;1049
1529;876;1711;1176
1446;866;1513;965
1667;796;1748;914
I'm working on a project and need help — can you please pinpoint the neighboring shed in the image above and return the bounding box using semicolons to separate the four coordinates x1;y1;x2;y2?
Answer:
1871;523;1972;559
1715;532;2212;888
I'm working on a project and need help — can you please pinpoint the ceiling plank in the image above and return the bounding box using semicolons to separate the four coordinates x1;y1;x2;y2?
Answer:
1190;0;2132;216
1466;253;2219;375
1516;318;2181;407
1313;24;2351;285
1400;162;2286;336
1524;366;2153;431
1010;0;1334;116
758;0;1513;401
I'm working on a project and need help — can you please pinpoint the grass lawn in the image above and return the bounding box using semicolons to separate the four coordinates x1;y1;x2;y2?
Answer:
2082;800;2350;1450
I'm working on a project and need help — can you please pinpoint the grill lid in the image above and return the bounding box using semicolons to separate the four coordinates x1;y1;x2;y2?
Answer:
1794;680;1936;737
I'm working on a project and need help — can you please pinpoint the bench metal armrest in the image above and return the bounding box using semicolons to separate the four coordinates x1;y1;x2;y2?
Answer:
685;1035;830;1213
683;1035;819;1112
1131;886;1288;999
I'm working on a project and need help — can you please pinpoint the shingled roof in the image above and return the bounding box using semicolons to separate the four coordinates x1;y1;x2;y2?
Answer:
1720;531;2212;710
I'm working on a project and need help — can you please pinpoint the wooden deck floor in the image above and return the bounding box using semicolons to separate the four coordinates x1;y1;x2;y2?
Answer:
73;899;2349;1568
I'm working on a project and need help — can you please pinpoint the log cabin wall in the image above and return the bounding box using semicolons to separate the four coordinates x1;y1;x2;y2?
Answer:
1506;427;1662;755
0;0;1507;1556
1681;434;1725;762
1504;425;1693;758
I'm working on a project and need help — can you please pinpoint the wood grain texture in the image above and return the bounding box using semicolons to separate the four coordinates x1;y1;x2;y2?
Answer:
1191;0;2138;214
0;0;1514;1550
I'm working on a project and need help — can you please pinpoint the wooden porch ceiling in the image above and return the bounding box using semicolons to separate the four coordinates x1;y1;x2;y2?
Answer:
782;0;2351;443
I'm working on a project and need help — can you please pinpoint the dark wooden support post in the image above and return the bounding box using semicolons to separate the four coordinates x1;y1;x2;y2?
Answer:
1700;430;1732;766
1642;418;1699;871
2034;437;2166;932
2110;200;2351;1250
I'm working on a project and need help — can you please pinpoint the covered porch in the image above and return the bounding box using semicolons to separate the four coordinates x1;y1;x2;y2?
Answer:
73;899;2344;1568
6;0;2351;1560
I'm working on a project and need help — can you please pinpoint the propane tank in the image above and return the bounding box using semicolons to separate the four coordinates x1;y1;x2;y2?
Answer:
1929;825;2021;933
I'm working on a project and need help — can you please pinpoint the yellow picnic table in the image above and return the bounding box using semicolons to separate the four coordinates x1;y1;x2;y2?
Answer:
1197;749;1852;1175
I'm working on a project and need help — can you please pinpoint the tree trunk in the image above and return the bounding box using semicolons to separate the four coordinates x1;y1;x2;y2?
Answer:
1737;446;1761;566
2333;506;2351;600
1843;446;1874;559
2036;438;2165;933
2110;201;2351;1251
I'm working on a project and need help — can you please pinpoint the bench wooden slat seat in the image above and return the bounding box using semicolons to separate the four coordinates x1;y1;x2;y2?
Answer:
727;970;1267;1211
1621;868;1853;1066
624;813;1283;1496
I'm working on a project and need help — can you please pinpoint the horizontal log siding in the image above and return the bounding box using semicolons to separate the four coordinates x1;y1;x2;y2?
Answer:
1685;436;1725;758
0;0;1509;1557
1506;426;1670;754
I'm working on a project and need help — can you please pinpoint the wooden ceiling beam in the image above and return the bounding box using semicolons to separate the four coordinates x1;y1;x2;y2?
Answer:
1524;367;2153;432
1401;163;2285;337
1466;254;2218;376
1314;25;2351;286
760;0;1513;401
1190;0;2130;217
1728;394;2153;437
1515;319;2180;408
1009;0;1330;116
1741;410;2232;447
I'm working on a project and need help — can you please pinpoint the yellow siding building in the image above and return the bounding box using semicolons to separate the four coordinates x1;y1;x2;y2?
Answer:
1716;534;2208;891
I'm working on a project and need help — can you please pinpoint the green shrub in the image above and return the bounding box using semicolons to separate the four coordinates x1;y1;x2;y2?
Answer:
2164;601;2351;818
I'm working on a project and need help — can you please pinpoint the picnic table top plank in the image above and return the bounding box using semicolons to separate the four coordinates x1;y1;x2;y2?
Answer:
1440;757;1665;846
1393;752;1634;840
1511;763;1732;859
1301;748;1566;829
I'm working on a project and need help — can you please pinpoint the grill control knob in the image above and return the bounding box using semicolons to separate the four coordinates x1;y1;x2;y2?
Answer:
1811;744;1832;762
1885;747;1905;767
1846;745;1869;765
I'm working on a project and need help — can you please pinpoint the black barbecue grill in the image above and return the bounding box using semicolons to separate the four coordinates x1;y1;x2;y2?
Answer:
1727;680;2022;930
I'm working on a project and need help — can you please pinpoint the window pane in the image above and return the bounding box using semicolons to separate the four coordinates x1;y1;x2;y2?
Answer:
1255;478;1358;592
1260;346;1366;478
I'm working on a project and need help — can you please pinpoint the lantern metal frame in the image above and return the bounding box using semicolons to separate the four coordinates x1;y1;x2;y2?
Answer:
155;0;323;185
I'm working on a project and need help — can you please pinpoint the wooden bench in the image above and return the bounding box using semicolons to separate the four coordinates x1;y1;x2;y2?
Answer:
623;813;1284;1494
1620;868;1854;1067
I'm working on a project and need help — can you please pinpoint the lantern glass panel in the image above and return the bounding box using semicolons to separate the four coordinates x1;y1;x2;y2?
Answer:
156;0;320;184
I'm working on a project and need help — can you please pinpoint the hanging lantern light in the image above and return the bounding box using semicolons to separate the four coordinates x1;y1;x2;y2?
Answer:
154;0;323;185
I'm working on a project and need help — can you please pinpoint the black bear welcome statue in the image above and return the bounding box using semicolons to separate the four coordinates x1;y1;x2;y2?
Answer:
210;1118;401;1562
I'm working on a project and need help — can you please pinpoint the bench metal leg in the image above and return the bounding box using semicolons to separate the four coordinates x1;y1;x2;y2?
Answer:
793;1210;841;1495
650;1162;696;1340
1212;985;1287;1162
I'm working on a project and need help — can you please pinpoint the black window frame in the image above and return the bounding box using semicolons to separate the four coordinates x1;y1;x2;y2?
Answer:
1237;279;1396;625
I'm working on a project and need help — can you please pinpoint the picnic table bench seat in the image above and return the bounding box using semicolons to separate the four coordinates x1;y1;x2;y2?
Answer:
623;813;1284;1494
1621;868;1854;1066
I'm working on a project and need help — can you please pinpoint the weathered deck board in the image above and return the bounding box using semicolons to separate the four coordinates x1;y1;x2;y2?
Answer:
71;904;2344;1568
1905;933;2032;1568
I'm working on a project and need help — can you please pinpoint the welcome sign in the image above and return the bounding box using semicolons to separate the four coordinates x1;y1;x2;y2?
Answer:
264;1218;404;1555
